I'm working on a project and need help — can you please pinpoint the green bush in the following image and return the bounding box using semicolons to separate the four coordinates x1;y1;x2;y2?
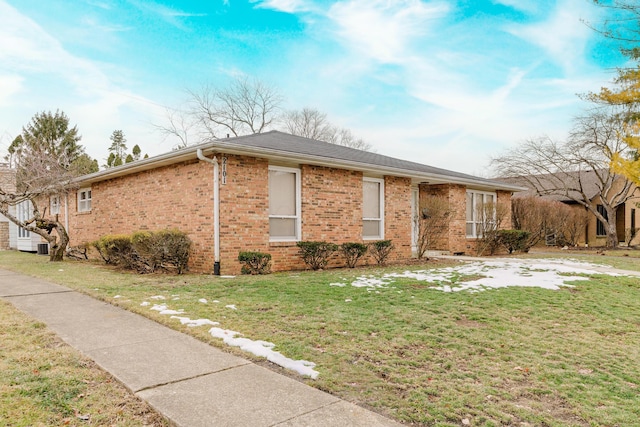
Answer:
497;229;530;254
341;242;368;268
141;229;192;274
369;240;394;265
93;230;192;274
238;251;272;275
296;241;338;270
92;234;134;267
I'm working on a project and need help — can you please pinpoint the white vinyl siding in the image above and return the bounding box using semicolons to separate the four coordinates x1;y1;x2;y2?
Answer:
466;190;496;238
363;178;384;239
269;166;301;241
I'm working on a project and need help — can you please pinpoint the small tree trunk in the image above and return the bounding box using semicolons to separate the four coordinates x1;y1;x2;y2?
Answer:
47;219;69;262
32;217;69;262
606;207;618;249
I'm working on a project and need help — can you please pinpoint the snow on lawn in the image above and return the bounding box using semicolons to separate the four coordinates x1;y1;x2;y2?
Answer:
209;327;319;379
145;299;319;379
335;259;628;293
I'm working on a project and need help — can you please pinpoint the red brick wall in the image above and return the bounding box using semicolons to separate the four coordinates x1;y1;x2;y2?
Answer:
219;155;270;271
64;156;423;274
68;159;215;272
417;184;513;255
383;176;412;262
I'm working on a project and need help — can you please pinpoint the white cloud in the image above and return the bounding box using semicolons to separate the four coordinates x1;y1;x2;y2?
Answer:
0;1;168;160
492;0;540;14
327;0;450;63
254;0;310;13
505;0;596;74
0;75;23;107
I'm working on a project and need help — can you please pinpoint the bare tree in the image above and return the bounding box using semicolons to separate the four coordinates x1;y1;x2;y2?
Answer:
475;201;509;256
281;107;373;151
414;196;452;259
586;0;640;59
492;110;638;247
512;196;588;249
154;106;197;149
190;76;283;139
0;111;88;261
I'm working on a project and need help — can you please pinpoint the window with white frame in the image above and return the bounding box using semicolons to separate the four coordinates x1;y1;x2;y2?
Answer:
466;190;496;238
17;200;31;238
269;166;300;240
363;177;384;239
78;188;92;212
50;195;60;215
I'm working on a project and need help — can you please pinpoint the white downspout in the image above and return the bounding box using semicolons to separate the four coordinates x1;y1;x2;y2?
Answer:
197;149;221;275
64;193;69;232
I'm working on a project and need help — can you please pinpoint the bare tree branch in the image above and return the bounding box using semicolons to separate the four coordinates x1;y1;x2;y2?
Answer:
492;110;639;247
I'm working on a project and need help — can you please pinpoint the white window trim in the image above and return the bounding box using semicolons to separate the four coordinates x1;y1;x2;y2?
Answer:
268;166;301;242
466;190;497;238
77;188;92;213
50;195;60;215
363;177;385;240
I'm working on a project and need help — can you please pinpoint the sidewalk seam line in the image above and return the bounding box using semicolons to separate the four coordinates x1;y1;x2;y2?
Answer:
134;362;253;394
269;400;342;426
3;290;75;298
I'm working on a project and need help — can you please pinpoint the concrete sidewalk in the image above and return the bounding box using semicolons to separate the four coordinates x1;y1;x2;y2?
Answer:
0;269;400;427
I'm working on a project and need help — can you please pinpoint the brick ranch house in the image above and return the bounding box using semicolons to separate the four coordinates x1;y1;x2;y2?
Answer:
46;131;521;275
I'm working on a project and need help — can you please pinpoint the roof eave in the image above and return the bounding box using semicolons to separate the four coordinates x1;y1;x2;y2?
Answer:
74;139;523;192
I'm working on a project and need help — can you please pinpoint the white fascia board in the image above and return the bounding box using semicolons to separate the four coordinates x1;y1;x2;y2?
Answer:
74;140;525;193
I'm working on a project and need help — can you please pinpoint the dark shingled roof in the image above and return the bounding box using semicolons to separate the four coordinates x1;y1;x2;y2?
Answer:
78;130;522;191
206;131;513;188
500;169;613;202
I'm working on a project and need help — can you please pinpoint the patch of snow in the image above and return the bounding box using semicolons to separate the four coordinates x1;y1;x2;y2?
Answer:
208;327;319;379
345;299;352;302
212;300;220;303
113;295;121;299
220;275;236;278
172;297;180;301
338;259;628;293
198;298;208;304
329;282;346;287
150;304;184;315
149;295;166;300
145;300;320;379
140;301;150;307
225;304;237;310
171;316;219;327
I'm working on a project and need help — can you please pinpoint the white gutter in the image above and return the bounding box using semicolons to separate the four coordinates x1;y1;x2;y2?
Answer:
196;149;221;275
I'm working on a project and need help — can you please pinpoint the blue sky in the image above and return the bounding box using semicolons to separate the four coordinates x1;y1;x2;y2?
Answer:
0;0;626;174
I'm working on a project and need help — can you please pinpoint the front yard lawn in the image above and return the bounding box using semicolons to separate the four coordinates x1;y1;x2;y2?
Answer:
1;251;639;426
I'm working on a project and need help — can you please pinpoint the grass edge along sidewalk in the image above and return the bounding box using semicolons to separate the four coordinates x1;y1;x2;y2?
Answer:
0;298;170;427
1;251;640;426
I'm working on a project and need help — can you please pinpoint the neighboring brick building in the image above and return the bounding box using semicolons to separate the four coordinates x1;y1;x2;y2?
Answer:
506;170;640;247
52;131;521;274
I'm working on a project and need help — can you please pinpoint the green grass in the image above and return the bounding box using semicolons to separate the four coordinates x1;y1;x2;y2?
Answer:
523;247;640;272
1;251;640;426
0;298;169;427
